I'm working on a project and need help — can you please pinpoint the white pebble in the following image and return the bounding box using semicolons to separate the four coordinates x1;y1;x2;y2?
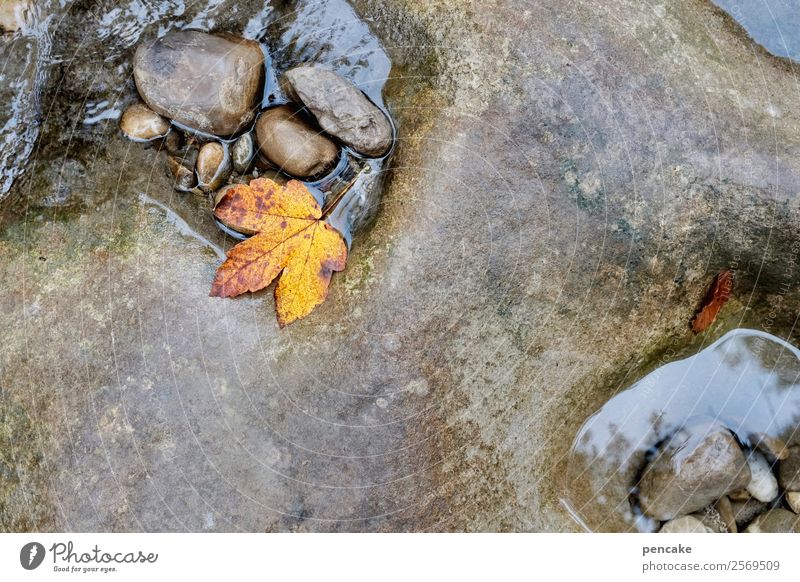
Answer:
745;450;779;502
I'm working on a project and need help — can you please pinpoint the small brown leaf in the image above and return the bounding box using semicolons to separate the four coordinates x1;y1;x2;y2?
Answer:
690;270;733;334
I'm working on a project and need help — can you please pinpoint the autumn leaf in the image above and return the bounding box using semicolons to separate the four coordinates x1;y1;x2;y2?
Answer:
210;178;347;327
690;270;733;334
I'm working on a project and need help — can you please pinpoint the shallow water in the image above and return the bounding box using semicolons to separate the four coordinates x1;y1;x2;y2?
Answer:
564;329;800;532
713;0;800;61
0;0;393;241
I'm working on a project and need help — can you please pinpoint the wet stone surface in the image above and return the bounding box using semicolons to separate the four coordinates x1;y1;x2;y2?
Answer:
637;423;751;521
281;65;394;157
255;104;340;179
745;509;800;533
5;0;800;533
134;30;265;136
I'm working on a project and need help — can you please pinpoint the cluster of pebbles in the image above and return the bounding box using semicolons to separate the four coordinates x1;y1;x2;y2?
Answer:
119;29;394;238
635;420;800;533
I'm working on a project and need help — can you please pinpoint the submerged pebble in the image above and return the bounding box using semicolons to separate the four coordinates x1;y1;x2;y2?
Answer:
231;132;255;174
282;65;393;157
637;422;751;521
162;130;183;155
565;330;800;531
744;508;800;533
166;155;196;191
745;450;779;502
119;103;170;142
779;446;800;491
255;105;339;178
196;142;231;193
134;30;264;136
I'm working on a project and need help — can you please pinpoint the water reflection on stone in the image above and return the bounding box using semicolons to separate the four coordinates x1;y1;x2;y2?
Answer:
564;329;800;532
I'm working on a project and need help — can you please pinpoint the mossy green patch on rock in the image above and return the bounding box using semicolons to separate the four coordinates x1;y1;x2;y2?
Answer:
0;394;53;531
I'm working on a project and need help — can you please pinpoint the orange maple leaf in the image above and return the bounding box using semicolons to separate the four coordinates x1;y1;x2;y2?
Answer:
210;178;347;327
690;270;733;334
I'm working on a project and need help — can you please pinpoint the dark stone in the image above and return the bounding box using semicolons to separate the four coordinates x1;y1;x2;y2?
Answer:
255;105;339;178
119;103;169;142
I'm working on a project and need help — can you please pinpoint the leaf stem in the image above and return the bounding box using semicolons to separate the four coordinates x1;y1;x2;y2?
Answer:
320;163;369;219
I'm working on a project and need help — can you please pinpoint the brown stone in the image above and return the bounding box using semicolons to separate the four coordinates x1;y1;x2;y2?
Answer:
166;155;196;192
659;515;714;533
255;105;339;178
196;142;230;192
134;31;264;136
119;103;170;142
787;491;800;513
749;432;790;460
0;0;28;32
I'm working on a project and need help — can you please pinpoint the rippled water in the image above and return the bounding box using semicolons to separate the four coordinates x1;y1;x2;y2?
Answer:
0;1;52;199
713;0;800;61
563;329;800;532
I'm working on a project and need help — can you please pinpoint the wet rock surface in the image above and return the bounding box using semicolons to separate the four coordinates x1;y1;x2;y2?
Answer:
231;132;255;174
567;329;800;531
196;141;230;193
744;509;800;533
0;1;27;33
134;30;264;136
166;154;197;191
779;447;800;491
255;104;339;178
281;65;393;157
7;0;800;533
637;424;751;521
